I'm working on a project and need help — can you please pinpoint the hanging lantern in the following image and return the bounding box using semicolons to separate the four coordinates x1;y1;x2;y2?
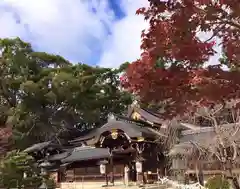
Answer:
100;164;106;174
136;161;142;173
111;129;118;140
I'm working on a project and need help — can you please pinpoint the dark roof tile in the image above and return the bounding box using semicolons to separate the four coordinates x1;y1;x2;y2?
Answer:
61;147;110;163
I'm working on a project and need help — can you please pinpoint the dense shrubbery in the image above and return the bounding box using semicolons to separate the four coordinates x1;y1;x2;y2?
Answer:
205;175;230;189
0;150;54;188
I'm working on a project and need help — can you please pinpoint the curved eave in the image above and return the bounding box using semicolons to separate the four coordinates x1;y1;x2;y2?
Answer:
70;135;95;143
70;121;163;145
61;147;110;163
24;141;52;153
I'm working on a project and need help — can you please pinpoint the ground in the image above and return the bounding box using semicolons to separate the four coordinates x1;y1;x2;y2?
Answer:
57;181;167;189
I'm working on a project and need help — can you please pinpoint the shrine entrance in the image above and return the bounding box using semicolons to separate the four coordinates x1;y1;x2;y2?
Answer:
98;129;136;184
98;129;130;150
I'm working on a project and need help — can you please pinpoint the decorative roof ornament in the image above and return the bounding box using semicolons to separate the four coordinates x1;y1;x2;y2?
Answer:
111;129;118;140
132;112;141;120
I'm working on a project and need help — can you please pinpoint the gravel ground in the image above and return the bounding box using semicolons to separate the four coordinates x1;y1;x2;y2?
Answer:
57;182;167;189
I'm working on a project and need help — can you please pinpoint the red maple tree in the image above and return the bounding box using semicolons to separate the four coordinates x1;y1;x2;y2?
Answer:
123;0;240;117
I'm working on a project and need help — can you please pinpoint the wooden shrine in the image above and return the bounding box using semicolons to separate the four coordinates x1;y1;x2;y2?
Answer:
24;106;166;187
169;124;240;184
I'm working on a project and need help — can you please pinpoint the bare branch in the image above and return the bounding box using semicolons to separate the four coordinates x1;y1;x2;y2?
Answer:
232;142;237;161
180;103;240;173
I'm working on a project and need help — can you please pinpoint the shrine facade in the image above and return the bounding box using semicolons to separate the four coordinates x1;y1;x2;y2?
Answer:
24;107;166;187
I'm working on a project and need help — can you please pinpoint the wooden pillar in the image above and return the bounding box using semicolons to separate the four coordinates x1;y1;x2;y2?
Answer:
105;172;109;186
73;168;76;182
143;172;147;184
57;170;61;183
110;155;114;185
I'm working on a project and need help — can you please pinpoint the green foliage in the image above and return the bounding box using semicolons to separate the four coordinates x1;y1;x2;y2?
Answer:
118;62;130;72
0;37;132;150
45;178;56;189
205;175;230;189
0;150;42;188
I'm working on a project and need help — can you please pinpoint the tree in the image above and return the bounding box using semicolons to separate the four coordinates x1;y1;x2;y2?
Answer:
0;38;132;150
0;151;43;188
122;0;240;117
205;176;230;189
178;100;240;188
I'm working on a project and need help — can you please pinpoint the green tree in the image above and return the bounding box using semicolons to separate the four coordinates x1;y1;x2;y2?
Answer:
0;38;132;150
0;150;42;188
205;176;230;189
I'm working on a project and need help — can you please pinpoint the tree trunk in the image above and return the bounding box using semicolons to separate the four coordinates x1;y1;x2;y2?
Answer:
228;168;240;189
195;160;204;185
198;167;204;186
232;177;240;189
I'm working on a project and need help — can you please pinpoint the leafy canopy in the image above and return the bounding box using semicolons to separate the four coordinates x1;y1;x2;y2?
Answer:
0;38;132;150
122;0;240;117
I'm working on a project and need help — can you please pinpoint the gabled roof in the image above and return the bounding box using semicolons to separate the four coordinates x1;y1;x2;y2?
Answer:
70;120;162;145
127;106;163;125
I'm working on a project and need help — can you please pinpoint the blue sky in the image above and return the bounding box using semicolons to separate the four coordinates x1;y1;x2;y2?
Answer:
0;0;148;67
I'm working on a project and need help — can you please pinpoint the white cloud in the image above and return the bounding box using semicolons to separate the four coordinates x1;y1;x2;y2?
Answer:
0;0;149;67
98;0;149;68
97;0;222;68
0;0;115;63
0;0;223;69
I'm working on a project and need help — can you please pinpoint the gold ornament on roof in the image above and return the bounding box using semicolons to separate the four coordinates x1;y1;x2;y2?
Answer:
111;129;118;140
137;137;144;142
132;112;141;120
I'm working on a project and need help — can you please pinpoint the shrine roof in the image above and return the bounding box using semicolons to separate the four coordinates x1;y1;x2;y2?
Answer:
23;141;64;153
127;106;163;125
48;146;110;163
24;141;51;153
48;151;71;161
70;120;162;144
170;123;240;156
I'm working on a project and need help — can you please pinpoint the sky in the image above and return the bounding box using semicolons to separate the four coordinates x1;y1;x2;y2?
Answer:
0;0;149;68
0;0;222;69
